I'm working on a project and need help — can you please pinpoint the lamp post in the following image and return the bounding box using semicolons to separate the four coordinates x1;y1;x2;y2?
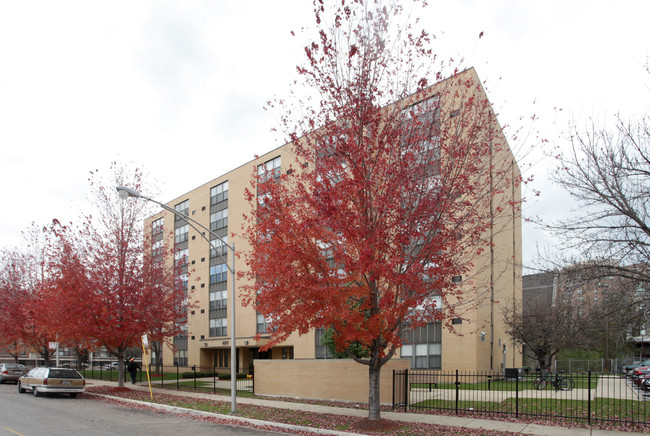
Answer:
116;186;238;414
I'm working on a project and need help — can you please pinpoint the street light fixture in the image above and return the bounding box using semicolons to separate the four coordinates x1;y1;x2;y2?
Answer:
116;186;238;414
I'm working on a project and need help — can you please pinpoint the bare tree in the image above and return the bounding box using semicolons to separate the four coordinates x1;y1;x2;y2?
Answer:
586;279;647;360
545;115;649;288
503;296;588;370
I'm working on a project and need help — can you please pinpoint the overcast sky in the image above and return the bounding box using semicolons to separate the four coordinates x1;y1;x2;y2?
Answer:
1;0;649;269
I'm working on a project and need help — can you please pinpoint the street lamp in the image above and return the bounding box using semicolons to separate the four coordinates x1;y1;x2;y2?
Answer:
116;186;238;414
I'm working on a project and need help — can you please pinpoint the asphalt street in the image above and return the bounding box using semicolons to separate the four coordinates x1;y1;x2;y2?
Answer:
0;382;284;436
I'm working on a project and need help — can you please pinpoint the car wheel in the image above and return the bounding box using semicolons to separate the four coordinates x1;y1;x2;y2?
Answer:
17;381;26;394
33;387;41;397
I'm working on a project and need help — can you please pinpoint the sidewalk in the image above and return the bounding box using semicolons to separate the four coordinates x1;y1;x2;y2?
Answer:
86;379;647;436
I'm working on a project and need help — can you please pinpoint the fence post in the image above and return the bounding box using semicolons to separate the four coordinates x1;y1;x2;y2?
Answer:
587;370;588;425
455;370;459;415
192;365;197;391
392;370;395;410
404;369;409;413
515;372;519;419
176;363;179;390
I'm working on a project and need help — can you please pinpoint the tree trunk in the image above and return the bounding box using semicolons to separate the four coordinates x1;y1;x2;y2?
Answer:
116;350;126;387
368;363;381;421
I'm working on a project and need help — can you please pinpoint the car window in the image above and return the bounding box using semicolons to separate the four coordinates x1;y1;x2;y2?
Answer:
6;364;25;370
35;368;47;378
48;369;83;379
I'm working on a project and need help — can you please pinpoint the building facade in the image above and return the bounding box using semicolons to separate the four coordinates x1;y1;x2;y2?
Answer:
147;68;523;373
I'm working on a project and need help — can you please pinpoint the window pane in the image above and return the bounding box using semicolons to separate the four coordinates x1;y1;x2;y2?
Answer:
415;344;428;356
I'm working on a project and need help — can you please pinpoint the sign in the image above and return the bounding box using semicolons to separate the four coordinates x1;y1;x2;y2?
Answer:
141;334;149;346
48;342;58;350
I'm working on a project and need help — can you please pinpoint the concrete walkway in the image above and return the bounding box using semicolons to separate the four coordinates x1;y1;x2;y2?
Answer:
86;379;648;436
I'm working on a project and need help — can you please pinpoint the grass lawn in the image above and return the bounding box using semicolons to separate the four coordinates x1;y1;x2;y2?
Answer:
412;396;650;426
412;375;597;391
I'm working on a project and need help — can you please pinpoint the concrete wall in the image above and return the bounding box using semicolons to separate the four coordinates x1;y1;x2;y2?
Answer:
254;358;410;404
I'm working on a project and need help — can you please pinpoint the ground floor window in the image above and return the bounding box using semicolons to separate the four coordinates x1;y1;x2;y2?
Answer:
315;328;335;359
174;349;188;367
401;322;442;369
282;347;294;359
173;336;188;366
214;349;230;368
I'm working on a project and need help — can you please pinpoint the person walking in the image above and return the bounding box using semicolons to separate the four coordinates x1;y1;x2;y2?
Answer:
127;358;138;384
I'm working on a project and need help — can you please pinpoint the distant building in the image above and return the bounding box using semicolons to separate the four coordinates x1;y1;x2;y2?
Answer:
522;272;556;314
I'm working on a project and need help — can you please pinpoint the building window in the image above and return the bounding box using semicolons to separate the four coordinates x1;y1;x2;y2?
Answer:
173;336;188;366
214;349;230;368
174;224;189;244
400;94;441;173
257;313;272;334
282;347;293;359
174;200;189;221
179;272;188;296
211;181;229;205
174;349;188;367
402;343;442;369
258;156;281;183
210;209;228;231
401;322;442;369
210;264;228;284
210;290;227;309
175;248;188;267
152;217;164;236
209;317;227;337
152;239;163;257
315;328;335;359
210;236;228;258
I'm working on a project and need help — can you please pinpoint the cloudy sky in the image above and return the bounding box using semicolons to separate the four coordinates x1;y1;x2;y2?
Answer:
1;0;649;269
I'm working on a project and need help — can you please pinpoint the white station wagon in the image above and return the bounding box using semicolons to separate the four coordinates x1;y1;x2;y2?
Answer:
18;367;85;397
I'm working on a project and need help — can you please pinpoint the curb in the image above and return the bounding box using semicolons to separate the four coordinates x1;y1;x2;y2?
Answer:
86;392;362;435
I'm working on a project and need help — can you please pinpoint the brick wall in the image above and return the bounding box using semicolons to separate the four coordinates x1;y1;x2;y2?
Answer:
254;358;410;404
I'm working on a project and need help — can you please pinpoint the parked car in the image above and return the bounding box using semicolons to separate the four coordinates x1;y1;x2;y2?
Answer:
0;363;27;384
103;362;119;370
632;367;650;386
622;359;650;376
18;367;85;397
642;377;650;391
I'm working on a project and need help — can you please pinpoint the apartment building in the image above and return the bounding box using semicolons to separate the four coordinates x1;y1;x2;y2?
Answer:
147;68;522;373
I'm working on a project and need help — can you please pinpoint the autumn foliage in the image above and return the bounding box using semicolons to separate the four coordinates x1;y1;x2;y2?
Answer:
0;164;188;387
242;0;519;421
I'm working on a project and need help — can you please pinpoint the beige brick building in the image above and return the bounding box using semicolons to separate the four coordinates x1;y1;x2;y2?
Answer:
146;68;522;374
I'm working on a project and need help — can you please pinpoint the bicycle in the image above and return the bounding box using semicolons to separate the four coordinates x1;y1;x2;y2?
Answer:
533;369;575;391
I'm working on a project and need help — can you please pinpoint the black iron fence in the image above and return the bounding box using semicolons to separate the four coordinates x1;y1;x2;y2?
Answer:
78;363;254;395
393;369;650;427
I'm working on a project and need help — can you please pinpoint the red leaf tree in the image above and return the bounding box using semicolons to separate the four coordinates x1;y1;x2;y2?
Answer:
45;164;189;386
242;0;520;421
0;226;62;366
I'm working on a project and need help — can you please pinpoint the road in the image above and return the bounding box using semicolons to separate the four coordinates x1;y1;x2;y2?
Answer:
0;382;284;435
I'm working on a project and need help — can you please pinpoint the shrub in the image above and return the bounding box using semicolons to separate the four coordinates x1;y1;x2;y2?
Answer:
181;371;214;378
217;372;247;380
